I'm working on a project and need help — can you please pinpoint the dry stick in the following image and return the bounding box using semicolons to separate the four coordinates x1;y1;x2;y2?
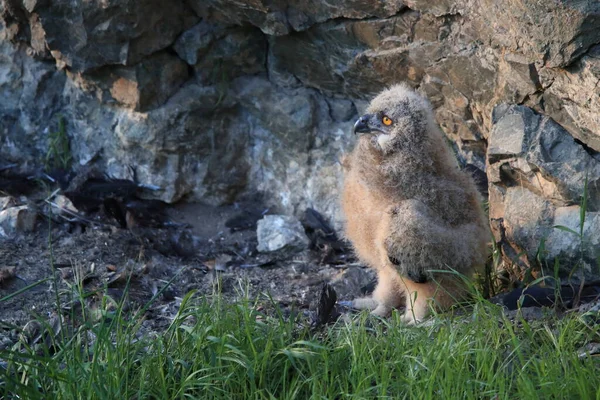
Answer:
0;163;18;171
44;199;111;227
45;188;61;201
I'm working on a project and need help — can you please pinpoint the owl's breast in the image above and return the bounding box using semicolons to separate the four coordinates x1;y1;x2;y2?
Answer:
341;166;394;270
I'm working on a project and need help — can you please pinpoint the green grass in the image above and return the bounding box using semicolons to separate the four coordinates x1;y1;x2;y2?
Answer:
2;287;600;399
45;115;72;171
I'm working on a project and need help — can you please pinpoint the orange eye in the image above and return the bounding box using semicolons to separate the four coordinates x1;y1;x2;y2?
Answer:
382;116;393;126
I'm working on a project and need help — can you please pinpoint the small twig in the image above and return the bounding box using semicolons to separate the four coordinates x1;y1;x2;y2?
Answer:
0;163;17;172
44;200;109;227
45;188;61;202
162;221;190;228
41;173;57;183
137;183;163;191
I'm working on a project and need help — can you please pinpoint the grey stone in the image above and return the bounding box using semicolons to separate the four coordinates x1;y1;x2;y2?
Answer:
33;0;197;71
467;0;600;68
51;195;77;216
107;83;250;203
502;187;555;263
0;197;16;211
256;215;310;253
326;98;357;122
488;105;600;280
173;21;218;66
195;0;405;35
489;105;600;209
545;206;600;279
0;40;66;166
192;26;266;84
233;76;315;144
0;206;37;236
541;45;600;152
269;14;421;98
229;77;356;227
71;52;190;112
487;113;528;160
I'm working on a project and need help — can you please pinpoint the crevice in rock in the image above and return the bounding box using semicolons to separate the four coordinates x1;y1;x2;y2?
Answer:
528;63;542;90
263;32;271;80
292;5;412;32
561;37;600;69
498;163;570;207
519;89;544;109
323;99;335;123
574;138;600;159
537;111;600;162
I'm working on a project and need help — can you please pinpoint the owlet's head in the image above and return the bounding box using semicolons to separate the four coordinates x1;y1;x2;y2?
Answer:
353;84;434;154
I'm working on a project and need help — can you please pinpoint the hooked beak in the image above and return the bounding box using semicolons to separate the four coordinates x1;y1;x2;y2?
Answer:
353;115;372;135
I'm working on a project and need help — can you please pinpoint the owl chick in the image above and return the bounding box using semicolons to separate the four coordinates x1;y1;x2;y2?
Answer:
341;84;489;324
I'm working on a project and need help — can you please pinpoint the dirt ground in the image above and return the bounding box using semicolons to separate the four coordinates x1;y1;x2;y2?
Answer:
3;190;600;353
0;200;375;348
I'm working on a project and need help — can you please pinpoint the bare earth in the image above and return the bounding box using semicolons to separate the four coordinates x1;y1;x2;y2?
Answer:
0;201;374;348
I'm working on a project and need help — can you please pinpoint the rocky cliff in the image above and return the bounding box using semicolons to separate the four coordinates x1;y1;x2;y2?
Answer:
1;0;599;281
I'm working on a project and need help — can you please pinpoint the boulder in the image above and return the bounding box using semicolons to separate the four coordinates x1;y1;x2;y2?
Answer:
174;22;267;84
33;0;196;71
0;39;66;167
488;105;600;281
70;52;189;112
269;13;422;98
541;45;600;152
173;21;219;66
0;197;16;211
194;0;405;35
545;207;600;277
256;215;310;253
0;205;37;236
466;0;600;68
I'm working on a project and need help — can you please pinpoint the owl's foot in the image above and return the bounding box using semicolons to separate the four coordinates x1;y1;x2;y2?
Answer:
344;297;393;317
401;299;430;325
371;304;393;317
400;312;423;325
349;297;379;311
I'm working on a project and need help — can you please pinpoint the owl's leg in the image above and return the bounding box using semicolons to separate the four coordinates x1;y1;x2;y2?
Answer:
368;267;405;317
399;277;460;324
398;278;437;325
350;267;404;316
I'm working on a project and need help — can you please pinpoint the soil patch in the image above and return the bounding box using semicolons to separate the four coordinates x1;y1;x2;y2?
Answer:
0;200;374;348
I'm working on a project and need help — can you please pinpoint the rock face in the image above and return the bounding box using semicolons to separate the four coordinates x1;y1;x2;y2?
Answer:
488;105;600;281
1;0;600;279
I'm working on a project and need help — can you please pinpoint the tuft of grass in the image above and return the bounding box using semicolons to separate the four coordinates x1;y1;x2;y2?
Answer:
45;115;72;171
2;287;600;399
